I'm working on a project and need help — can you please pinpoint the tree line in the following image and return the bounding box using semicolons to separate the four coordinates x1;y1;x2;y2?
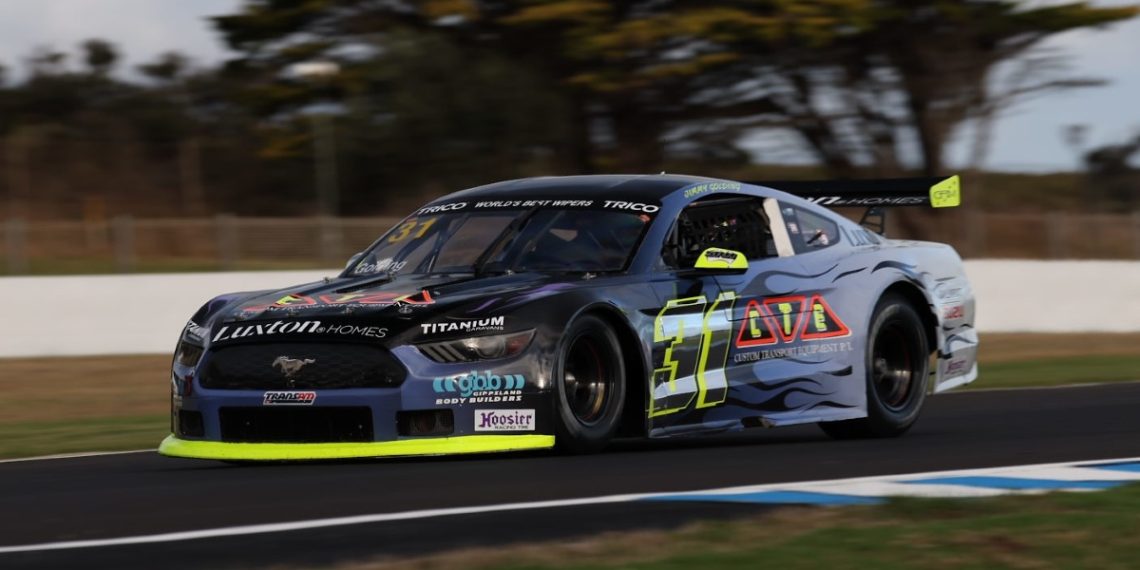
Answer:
1;0;1136;219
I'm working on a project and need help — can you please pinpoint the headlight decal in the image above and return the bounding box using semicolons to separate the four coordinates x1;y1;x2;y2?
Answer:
418;330;535;363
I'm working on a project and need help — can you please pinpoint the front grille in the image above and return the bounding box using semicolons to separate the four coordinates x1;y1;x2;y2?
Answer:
202;343;406;390
219;407;374;443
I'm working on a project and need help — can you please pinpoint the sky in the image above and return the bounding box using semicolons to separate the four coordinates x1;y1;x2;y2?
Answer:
0;0;1137;173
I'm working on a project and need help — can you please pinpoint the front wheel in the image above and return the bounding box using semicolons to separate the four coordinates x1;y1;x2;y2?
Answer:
819;294;930;439
552;315;626;454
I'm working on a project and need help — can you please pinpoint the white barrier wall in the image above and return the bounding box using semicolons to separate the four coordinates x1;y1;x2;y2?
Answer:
1;261;1137;358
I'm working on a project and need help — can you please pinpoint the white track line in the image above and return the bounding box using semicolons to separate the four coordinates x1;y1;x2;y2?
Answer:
0;449;153;464
2;455;1139;555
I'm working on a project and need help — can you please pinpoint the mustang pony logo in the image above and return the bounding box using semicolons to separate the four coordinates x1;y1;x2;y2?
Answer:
272;356;315;379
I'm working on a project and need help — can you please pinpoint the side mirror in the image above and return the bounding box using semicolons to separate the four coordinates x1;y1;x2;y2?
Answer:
345;252;365;271
692;247;749;273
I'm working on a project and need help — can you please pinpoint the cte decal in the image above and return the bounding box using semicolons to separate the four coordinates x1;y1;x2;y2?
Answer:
735;294;849;348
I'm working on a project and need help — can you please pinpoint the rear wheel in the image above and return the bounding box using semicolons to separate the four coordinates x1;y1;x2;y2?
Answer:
553;315;626;453
819;294;929;439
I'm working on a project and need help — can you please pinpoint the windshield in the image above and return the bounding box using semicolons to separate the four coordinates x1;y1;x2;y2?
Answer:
345;209;652;277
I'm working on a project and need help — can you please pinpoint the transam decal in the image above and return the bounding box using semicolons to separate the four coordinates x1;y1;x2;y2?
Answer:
263;391;316;405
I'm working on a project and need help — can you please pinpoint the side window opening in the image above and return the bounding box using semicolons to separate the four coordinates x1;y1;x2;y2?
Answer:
783;206;841;253
663;197;774;269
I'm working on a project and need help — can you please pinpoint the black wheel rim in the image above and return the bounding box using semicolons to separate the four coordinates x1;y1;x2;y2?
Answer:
872;321;915;411
563;335;612;426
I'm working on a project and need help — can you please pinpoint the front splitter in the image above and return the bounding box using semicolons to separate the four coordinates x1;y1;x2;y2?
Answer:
158;434;555;461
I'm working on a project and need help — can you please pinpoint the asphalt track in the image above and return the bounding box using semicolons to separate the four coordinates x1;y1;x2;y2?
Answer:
4;382;1140;569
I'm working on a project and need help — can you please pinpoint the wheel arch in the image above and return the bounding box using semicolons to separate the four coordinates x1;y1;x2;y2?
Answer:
879;281;938;359
571;303;648;438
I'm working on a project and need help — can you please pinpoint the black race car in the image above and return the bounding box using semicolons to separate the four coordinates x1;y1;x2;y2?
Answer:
160;174;976;461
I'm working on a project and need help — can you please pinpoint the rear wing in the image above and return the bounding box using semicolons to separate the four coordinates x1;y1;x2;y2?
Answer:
746;175;961;234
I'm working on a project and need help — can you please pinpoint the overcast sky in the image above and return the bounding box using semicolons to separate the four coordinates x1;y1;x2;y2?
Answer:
0;0;1136;172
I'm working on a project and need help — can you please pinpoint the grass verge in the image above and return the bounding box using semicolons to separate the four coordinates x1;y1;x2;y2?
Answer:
323;483;1140;570
0;333;1136;459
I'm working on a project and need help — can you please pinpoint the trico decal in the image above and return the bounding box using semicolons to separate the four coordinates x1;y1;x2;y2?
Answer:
263;391;316;405
735;294;850;349
241;290;434;313
416;202;467;215
432;370;526;405
942;304;965;320
273;356;314;378
651;292;736;417
474;409;535;432
420;316;505;336
603;200;660;213
211;320;389;342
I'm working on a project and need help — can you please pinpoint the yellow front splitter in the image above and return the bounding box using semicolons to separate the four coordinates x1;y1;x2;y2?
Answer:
158;434;555;461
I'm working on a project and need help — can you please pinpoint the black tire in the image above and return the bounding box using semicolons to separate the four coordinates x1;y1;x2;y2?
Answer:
552;314;626;454
819;294;930;439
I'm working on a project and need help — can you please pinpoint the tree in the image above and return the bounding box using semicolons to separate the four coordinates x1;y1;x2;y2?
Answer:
81;39;119;76
213;1;1137;184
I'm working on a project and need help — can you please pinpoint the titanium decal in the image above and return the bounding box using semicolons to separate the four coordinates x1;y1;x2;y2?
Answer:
262;391;316;405
420;316;505;336
650;291;737;417
474;409;536;432
433;370;526;405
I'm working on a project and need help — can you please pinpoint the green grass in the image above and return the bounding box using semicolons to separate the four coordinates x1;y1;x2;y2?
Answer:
355;484;1140;570
0;415;167;459
973;355;1140;390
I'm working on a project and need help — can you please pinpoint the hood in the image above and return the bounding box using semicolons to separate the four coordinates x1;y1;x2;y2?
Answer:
205;272;580;346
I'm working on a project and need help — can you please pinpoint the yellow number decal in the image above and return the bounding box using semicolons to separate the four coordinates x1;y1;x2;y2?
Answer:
650;291;737;417
387;218;437;243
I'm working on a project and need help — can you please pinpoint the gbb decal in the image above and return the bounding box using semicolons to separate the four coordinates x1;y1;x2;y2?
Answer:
433;370;526;405
735;294;849;348
651;292;737;417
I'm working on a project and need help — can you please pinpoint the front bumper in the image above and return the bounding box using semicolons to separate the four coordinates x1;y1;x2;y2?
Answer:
159;433;554;461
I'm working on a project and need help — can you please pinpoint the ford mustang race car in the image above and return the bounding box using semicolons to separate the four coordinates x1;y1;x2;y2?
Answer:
159;174;977;461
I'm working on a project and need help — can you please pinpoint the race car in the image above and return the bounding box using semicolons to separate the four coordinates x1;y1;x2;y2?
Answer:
159;174;977;461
